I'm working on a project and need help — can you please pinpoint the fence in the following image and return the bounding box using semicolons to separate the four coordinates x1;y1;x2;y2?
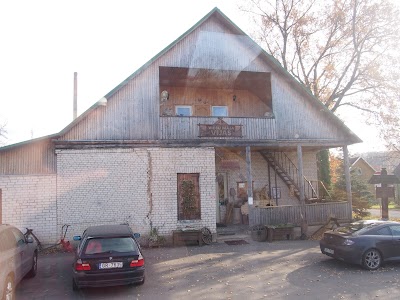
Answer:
250;201;352;226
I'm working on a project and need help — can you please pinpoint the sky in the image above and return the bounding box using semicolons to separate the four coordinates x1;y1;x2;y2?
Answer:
0;0;386;154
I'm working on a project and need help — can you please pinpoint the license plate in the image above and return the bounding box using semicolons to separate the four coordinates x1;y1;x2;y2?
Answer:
99;262;123;269
324;248;334;254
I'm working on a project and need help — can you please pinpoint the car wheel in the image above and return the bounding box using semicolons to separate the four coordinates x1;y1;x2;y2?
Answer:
72;279;79;291
2;275;14;300
362;248;382;270
25;252;38;278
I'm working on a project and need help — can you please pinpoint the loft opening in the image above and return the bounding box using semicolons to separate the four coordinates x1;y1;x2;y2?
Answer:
159;66;273;118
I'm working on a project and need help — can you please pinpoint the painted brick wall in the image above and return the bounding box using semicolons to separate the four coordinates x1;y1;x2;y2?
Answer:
149;147;216;235
56;147;216;240
56;148;150;240
0;174;57;243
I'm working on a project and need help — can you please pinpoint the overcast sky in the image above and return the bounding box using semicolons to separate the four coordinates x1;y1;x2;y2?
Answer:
0;0;384;153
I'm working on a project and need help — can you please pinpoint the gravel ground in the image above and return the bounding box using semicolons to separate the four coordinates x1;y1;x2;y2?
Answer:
15;238;400;300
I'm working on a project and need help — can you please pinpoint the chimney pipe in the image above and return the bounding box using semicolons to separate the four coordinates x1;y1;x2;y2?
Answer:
73;72;77;120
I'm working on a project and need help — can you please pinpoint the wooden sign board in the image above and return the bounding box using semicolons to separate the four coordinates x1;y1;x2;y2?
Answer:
376;186;395;198
199;119;242;138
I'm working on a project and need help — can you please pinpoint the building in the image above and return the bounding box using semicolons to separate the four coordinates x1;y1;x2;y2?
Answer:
0;8;360;244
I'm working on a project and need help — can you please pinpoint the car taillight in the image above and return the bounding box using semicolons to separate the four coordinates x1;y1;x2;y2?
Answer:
75;259;91;271
130;254;144;267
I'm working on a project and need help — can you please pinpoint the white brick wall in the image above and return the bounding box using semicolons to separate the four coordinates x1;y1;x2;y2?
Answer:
0;147;315;243
0;174;57;243
56;147;216;240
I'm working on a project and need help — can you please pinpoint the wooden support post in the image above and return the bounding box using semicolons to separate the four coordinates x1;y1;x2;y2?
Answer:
246;146;254;226
297;145;307;238
343;146;352;217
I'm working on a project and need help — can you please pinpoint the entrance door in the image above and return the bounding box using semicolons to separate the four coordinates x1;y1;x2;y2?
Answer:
216;173;228;223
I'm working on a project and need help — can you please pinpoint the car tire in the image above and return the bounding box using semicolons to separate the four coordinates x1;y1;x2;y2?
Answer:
362;248;382;270
2;275;14;300
72;279;79;291
25;252;38;278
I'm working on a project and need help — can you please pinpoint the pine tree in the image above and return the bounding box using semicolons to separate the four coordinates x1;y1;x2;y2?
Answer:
331;158;373;219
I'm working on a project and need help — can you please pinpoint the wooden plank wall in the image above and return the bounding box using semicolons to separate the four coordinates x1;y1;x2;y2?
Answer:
0;139;56;174
160;86;271;117
251;201;352;226
59;15;351;144
160;116;276;140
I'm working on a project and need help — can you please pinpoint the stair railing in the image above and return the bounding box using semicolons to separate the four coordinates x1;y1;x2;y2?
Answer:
266;151;319;201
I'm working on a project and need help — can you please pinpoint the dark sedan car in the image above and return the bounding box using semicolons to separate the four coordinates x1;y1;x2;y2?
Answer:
72;224;145;290
1;224;38;300
320;220;400;270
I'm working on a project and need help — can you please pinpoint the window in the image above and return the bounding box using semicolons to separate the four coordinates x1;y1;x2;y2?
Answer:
177;173;200;220
212;106;228;117
390;225;400;236
175;106;192;116
376;227;391;235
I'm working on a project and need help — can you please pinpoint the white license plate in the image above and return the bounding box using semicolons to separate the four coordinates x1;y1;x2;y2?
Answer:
324;248;334;254
99;262;123;269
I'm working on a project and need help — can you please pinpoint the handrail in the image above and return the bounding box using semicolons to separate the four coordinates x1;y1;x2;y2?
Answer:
267;152;319;200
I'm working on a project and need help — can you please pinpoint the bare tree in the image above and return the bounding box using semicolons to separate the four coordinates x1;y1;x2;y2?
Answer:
240;0;400;124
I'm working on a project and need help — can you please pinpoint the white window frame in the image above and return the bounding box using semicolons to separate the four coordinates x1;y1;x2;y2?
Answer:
175;105;192;116
211;106;228;117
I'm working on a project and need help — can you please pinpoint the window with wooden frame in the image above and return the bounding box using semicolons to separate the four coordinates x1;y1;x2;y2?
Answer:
175;105;192;116
177;173;201;220
211;106;228;117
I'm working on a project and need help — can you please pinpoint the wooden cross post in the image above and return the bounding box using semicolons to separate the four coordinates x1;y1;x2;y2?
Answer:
368;168;399;220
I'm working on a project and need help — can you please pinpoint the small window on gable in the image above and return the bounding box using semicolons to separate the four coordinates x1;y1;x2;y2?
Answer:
212;106;228;117
176;106;192;116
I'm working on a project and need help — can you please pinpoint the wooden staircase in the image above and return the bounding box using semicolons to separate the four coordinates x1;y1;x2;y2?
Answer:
259;151;320;202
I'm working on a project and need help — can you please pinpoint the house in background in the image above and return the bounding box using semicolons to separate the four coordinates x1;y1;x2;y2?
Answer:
0;8;360;244
350;156;377;199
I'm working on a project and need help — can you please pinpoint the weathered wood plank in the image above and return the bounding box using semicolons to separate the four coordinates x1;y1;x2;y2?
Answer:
160;117;277;140
250;201;352;226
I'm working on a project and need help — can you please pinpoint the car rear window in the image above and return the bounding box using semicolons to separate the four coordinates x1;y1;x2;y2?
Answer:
336;221;382;235
84;237;137;255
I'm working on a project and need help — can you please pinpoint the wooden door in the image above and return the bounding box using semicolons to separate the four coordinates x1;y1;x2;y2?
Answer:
177;173;201;220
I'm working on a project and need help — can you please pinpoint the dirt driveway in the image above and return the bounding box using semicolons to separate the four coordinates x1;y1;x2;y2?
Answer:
15;239;400;300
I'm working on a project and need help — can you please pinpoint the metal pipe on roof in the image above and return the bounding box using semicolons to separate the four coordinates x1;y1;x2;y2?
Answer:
73;72;77;120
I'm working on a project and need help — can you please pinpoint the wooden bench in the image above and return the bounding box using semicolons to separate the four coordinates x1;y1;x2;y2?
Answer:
173;230;203;246
266;226;294;242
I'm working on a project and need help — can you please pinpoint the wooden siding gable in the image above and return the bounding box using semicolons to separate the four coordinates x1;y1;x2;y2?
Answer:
32;7;359;145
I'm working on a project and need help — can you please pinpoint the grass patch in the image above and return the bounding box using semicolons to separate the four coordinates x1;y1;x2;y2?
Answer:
370;203;400;209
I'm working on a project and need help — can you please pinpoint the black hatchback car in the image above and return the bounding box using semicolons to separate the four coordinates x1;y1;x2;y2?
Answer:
320;220;400;270
72;224;145;290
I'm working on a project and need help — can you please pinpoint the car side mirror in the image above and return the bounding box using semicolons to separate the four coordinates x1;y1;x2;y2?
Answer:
73;236;82;241
26;237;34;243
133;233;140;239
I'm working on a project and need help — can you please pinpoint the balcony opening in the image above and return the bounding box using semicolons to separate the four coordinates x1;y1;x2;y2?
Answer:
159;66;273;118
